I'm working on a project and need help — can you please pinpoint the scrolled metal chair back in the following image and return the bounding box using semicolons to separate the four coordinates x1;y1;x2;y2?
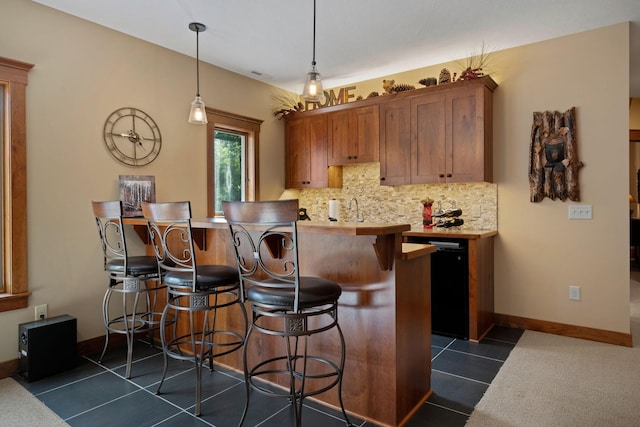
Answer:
223;199;302;311
142;201;198;291
92;200;128;278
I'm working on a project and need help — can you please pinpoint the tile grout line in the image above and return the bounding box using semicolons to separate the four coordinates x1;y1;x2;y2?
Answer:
431;368;493;386
425;400;473;417
444;347;511;363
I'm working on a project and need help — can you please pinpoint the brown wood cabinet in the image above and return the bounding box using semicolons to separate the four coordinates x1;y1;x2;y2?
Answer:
285;114;332;189
403;229;496;342
380;77;496;185
285;76;496;189
328;105;379;165
379;99;411;185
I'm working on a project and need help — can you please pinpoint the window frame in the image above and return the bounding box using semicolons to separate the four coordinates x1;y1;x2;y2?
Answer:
206;108;262;217
0;56;33;312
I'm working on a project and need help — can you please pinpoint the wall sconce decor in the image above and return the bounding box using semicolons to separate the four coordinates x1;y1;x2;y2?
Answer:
188;22;208;124
529;107;584;202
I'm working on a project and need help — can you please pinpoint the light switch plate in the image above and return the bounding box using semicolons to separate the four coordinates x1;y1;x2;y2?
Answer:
569;285;581;301
568;204;592;220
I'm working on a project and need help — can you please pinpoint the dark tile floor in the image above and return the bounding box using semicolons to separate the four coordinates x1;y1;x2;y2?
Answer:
14;326;522;427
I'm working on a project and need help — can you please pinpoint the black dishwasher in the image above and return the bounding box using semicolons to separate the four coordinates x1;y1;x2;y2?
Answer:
407;237;469;339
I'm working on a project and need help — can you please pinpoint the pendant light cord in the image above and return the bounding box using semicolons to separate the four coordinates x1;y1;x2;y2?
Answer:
196;28;200;97
311;0;316;67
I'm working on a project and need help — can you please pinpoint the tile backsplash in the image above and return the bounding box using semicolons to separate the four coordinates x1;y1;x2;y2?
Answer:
297;163;497;230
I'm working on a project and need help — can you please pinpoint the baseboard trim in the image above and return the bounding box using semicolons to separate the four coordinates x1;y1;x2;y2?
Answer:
494;313;633;347
0;359;18;379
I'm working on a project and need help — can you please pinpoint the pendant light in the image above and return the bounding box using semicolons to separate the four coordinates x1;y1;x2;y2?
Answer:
302;0;323;102
188;22;208;124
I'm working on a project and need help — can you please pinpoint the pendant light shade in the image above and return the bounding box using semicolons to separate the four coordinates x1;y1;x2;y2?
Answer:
302;0;324;102
189;96;207;124
188;22;208;124
303;66;323;102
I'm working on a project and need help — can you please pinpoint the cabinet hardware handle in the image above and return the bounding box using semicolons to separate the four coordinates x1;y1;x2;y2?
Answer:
446;174;452;178
380;177;386;181
439;174;445;178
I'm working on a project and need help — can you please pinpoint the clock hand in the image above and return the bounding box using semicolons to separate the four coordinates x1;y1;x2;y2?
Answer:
107;132;135;138
109;131;151;145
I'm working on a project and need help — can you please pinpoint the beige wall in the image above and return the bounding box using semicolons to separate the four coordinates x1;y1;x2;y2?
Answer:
491;24;629;334
0;0;286;362
630;98;640;197
0;0;631;364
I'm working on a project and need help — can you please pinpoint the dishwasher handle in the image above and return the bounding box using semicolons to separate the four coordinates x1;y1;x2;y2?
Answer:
428;240;463;251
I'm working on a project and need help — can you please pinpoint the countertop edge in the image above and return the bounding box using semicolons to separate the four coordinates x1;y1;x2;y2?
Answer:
401;243;436;260
404;228;498;239
124;217;411;236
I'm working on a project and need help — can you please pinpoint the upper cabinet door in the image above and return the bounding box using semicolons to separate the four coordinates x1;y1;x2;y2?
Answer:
328;105;379;165
285;114;329;189
409;83;492;184
379;99;411;185
285;117;311;188
412;92;446;184
327;109;351;165
307;114;330;186
352;105;379;164
447;85;491;183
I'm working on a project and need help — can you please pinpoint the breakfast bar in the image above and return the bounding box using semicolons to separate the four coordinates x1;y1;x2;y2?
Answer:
127;218;435;427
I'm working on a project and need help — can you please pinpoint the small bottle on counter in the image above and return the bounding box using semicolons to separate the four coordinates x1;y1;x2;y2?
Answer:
421;198;434;228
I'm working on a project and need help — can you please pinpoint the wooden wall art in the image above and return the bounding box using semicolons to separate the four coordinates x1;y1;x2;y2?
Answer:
529;107;583;202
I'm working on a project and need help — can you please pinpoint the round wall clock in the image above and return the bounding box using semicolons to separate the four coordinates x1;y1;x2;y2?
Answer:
103;107;162;166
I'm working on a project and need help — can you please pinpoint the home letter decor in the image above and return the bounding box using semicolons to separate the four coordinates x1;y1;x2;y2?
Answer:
529;107;583;202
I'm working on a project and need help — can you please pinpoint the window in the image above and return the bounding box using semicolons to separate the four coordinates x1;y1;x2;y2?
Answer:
0;56;33;312
212;129;245;212
206;109;262;216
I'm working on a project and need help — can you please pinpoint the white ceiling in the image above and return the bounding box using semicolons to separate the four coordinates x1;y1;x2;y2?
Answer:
34;0;640;97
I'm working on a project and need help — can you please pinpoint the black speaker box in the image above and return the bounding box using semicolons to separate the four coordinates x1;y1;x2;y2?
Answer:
18;314;77;382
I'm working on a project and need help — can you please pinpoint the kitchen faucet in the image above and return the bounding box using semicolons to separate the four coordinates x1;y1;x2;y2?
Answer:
348;197;365;222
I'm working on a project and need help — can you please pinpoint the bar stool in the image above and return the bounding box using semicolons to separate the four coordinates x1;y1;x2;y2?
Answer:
91;200;164;379
222;199;352;427
142;201;247;416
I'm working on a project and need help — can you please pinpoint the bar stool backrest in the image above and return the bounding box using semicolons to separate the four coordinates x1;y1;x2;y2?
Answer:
92;200;129;279
222;199;302;312
141;201;198;291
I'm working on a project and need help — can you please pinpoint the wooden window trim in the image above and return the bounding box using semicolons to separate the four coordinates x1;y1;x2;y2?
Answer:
0;56;33;312
205;108;262;217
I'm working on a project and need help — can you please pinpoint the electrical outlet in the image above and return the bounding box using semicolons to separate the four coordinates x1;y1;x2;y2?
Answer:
569;285;581;301
472;205;481;218
35;304;48;320
568;204;592;220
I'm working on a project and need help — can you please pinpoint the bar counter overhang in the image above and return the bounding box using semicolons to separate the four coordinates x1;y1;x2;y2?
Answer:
125;217;435;427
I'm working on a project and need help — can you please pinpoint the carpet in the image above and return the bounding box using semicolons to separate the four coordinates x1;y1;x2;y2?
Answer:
467;271;640;426
465;329;640;426
0;377;69;426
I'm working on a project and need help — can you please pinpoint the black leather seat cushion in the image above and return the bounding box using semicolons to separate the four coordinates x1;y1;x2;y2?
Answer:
164;264;239;291
106;255;158;276
247;276;342;309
